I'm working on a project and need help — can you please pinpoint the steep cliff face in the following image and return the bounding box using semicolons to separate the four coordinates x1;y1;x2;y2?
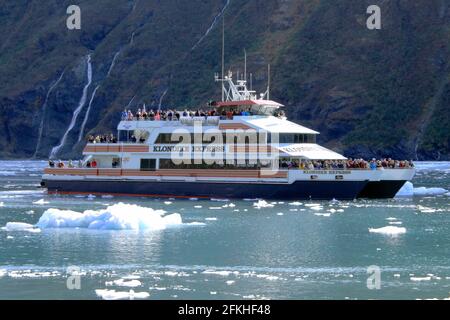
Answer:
0;0;449;160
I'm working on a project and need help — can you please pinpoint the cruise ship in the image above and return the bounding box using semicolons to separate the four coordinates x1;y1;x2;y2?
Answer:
41;72;415;200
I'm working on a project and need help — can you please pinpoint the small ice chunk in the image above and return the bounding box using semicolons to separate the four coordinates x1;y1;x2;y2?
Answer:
33;199;49;205
253;200;274;209
2;222;41;233
410;276;431;282
107;279;142;287
205;217;217;221
369;226;406;235
95;289;149;300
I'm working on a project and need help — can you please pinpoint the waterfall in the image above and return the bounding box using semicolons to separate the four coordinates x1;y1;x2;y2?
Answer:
49;55;93;159
107;50;121;77
126;95;136;109
33;70;65;158
78;85;100;142
158;89;168;111
191;0;230;51
132;0;139;12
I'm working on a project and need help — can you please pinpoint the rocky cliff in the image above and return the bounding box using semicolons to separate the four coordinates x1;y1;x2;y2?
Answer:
0;0;449;160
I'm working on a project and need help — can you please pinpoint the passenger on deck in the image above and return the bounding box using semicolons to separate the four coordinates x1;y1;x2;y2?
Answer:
78;160;83;168
57;161;64;168
91;159;97;168
48;160;55;168
121;109;128;120
68;160;74;168
127;110;134;120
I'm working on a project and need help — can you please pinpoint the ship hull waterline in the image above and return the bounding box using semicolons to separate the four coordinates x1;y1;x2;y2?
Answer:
41;179;370;200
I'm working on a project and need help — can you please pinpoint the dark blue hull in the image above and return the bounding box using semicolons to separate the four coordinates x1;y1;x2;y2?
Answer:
42;179;368;200
357;180;407;199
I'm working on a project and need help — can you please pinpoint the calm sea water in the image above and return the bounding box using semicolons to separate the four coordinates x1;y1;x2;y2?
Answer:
0;161;449;300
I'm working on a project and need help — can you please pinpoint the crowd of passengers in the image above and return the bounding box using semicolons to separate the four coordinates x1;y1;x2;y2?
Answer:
121;107;285;121
50;158;414;170
87;133;146;144
87;133;118;144
281;158;414;170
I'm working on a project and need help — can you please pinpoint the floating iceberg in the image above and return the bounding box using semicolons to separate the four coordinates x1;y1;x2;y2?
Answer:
95;289;149;300
106;279;142;288
2;222;41;233
33;199;49;205
369;226;406;235
36;203;184;231
253;200;274;209
396;182;448;197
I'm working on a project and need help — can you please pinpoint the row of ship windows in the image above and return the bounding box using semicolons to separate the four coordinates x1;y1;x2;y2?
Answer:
153;133;316;144
140;159;274;171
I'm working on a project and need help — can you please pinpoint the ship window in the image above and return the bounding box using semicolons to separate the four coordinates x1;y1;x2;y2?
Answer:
112;157;121;168
278;134;316;144
140;159;156;171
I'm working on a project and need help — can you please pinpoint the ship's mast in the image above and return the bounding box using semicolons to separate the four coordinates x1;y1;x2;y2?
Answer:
221;16;225;102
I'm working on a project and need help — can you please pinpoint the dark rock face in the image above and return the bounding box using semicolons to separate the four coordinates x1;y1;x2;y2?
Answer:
0;0;449;160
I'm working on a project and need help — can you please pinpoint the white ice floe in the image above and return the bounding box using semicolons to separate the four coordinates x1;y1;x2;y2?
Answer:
35;203;190;231
410;276;431;282
305;203;321;207
25;210;35;215
386;217;398;221
389;221;403;225
256;274;279;281
209;207;222;210
253;200;274;209
33;199;49;205
276;213;284;216
202;270;234;276
95;289;149;300
205;217;218;221
164;201;172;205
222;203;236;208
314;213;331;217
106;279;142;287
194;205;203;209
2;222;41;233
226;280;235;285
396;182;448;197
369;226;406;235
0;202;4;207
